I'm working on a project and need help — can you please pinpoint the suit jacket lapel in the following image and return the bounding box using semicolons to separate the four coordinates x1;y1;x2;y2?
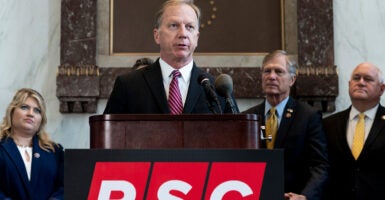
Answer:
30;136;42;188
255;102;266;122
2;139;30;181
275;97;295;147
335;108;354;158
143;61;169;113
362;105;385;155
2;138;33;197
183;64;202;113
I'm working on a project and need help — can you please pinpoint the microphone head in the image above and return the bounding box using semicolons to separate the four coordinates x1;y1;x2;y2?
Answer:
214;74;233;97
197;74;210;85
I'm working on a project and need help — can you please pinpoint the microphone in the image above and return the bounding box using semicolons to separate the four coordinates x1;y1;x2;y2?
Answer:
214;74;239;114
198;74;222;114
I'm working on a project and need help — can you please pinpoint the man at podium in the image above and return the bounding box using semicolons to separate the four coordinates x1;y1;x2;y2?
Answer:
104;0;237;115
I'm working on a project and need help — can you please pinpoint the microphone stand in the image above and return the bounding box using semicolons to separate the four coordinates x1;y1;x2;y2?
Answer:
199;74;223;114
207;102;218;114
224;95;238;114
206;90;222;114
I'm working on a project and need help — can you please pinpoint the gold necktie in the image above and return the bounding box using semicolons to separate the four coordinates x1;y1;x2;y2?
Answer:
266;107;277;149
352;113;365;160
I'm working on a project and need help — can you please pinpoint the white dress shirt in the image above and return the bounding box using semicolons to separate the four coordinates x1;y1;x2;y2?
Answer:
159;58;193;105
347;105;378;149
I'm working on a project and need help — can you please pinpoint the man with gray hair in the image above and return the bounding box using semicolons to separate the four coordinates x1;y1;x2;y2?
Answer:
323;62;385;199
243;50;329;200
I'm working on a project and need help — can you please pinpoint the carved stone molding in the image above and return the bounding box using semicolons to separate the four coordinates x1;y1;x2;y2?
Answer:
57;65;99;113
96;65;338;113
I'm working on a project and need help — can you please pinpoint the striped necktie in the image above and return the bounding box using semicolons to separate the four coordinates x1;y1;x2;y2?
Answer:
168;70;183;114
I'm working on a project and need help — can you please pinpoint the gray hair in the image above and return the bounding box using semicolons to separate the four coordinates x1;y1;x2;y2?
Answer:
262;50;297;78
378;69;384;84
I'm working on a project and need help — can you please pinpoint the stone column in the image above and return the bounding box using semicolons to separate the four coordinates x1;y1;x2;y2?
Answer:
295;0;337;112
56;0;99;113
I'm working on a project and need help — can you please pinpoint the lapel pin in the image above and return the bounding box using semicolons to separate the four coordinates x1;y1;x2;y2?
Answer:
382;115;385;120
34;153;40;158
285;109;293;118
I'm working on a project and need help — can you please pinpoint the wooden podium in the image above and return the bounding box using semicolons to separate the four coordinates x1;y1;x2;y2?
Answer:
90;114;260;149
71;115;285;199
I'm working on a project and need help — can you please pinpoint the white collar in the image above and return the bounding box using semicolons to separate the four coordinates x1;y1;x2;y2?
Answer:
265;96;289;118
159;58;193;83
349;104;379;120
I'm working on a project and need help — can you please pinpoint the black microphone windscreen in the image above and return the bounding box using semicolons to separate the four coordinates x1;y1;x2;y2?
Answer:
198;74;208;85
214;74;233;97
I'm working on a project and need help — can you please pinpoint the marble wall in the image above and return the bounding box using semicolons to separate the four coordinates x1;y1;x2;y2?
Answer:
333;0;385;110
1;0;385;149
0;0;91;148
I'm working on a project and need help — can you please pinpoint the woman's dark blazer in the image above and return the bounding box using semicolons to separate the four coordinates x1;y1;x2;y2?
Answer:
0;135;64;200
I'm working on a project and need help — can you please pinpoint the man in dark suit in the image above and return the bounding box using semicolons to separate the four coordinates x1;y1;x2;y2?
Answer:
104;0;232;114
322;62;385;199
243;50;329;200
104;60;224;114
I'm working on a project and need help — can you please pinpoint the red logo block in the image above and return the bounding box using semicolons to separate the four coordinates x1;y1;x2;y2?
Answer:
147;162;209;200
88;162;266;200
87;162;151;200
205;162;266;200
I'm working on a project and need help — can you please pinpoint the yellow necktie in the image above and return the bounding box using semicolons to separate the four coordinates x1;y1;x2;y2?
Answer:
266;107;277;149
352;113;365;160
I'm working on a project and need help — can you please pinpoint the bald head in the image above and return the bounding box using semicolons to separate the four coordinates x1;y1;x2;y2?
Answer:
351;62;384;83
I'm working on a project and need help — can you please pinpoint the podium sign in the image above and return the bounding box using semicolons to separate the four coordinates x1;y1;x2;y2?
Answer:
65;149;283;199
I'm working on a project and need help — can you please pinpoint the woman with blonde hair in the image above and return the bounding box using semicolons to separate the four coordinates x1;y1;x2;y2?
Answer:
0;88;63;200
